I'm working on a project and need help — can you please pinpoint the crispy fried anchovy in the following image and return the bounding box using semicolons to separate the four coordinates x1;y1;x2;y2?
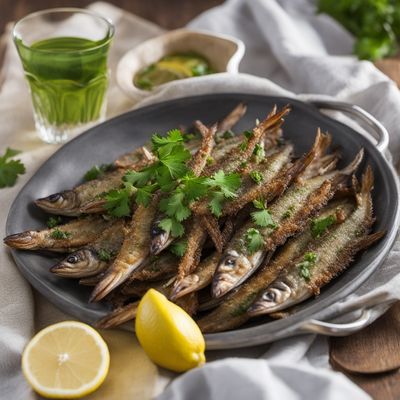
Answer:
149;104;247;256
216;103;247;135
248;167;383;317
198;198;355;332
50;219;128;278
114;146;155;169
35;169;127;216
132;252;179;282
4;215;111;252
171;252;220;300
96;284;198;329
212;143;363;299
176;222;207;280
90;196;160;302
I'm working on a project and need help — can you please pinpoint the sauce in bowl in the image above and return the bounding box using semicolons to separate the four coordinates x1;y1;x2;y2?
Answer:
134;53;214;90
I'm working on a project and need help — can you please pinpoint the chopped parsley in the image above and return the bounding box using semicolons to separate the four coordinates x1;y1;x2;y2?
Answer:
46;216;63;229
50;228;71;240
245;228;264;254
230;293;258;317
103;129;241;235
97;248;113;262
253;143;265;162
311;214;336;238
282;205;295;220
0;148;25;189
250;170;263;185
84;163;113;181
297;252;318;281
222;130;235;139
251;199;277;229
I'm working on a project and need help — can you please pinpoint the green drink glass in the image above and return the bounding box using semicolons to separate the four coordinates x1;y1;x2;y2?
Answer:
13;8;114;144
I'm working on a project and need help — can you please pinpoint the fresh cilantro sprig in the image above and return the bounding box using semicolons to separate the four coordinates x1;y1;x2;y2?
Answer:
250;170;263;185
251;200;277;229
169;240;188;257
245;228;264;254
297;252;318;281
103;129;241;236
0;148;25;188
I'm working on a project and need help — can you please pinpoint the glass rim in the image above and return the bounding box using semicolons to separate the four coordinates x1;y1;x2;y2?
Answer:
13;7;115;54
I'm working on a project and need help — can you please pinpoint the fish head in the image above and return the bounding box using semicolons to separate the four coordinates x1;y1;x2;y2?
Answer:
50;249;104;278
3;231;39;249
35;191;79;216
150;224;172;255
170;274;200;300
212;249;264;298
247;281;292;316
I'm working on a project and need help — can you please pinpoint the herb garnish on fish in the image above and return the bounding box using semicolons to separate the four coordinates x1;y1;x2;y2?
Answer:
84;164;113;181
50;229;71;240
46;216;63;228
311;214;337;238
297;252;318;281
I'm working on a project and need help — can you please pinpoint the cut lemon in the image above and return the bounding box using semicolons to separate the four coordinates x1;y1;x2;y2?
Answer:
22;321;110;399
135;289;205;372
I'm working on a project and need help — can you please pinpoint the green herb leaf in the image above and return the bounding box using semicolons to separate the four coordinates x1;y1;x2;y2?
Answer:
282;205;295;219
98;248;113;262
84;164;113;181
209;191;225;217
0;148;25;188
50;228;71;240
46;216;63;229
103;186;134;217
253;143;265;162
311;214;336;238
151;129;185;149
252;199;265;210
222;130;235;139
297;251;318;281
158;217;185;238
205;171;241;199
136;184;158;207
169;240;187;257
245;228;264;254
251;209;276;228
159;192;191;222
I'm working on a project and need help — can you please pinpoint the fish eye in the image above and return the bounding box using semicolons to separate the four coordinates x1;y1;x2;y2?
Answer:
225;257;236;267
263;291;276;302
67;255;78;264
48;194;61;202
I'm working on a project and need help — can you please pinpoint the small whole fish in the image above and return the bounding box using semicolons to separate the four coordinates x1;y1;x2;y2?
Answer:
198;198;355;332
212;139;363;299
90;196;160;302
248;166;383;317
50;219;128;278
3;215;111;252
171;252;220;300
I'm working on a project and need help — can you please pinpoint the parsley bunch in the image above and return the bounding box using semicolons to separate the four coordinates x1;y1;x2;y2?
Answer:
0;148;25;188
103;129;241;238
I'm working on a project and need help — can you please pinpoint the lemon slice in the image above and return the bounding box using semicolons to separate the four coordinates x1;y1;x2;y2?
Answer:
135;289;205;372
22;321;110;399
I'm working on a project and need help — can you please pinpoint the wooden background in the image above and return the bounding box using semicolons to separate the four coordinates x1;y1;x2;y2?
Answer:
0;0;224;34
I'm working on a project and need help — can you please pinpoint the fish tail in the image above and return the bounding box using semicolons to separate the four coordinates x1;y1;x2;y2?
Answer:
341;148;364;176
90;268;129;302
95;301;139;329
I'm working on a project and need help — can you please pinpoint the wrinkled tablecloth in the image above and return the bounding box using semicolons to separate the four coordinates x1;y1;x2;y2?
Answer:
1;1;400;399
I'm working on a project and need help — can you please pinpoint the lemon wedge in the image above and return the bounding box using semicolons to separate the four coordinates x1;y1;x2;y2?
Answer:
135;289;206;372
22;321;110;399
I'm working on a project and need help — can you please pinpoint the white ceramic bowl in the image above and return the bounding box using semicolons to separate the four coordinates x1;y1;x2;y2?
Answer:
116;29;245;101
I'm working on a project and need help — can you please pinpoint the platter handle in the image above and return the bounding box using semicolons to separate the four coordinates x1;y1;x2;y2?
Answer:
299;299;395;336
310;100;389;153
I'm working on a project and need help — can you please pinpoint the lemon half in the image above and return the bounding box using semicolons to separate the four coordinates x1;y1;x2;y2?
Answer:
135;289;205;372
22;321;110;399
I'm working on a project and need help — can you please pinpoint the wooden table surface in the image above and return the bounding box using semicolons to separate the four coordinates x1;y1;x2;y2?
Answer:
1;1;397;399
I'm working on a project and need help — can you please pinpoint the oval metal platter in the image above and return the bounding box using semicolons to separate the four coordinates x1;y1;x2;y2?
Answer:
6;93;400;349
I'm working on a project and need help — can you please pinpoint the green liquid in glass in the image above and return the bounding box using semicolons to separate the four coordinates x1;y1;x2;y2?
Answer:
15;36;111;127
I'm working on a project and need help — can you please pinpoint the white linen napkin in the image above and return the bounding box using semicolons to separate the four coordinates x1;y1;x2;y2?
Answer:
1;1;400;399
